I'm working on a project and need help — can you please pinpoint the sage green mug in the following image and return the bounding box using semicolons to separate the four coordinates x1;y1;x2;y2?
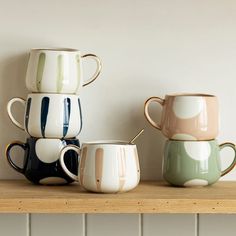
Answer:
163;140;236;187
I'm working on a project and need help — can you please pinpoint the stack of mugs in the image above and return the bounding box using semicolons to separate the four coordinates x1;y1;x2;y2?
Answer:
6;48;102;185
145;93;236;187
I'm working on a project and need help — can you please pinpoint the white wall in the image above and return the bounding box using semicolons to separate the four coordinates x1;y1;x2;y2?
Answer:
1;0;236;235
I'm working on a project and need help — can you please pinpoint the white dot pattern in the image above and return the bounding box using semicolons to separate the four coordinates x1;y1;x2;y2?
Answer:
173;97;205;119
184;141;211;161
184;179;208;187
39;177;67;185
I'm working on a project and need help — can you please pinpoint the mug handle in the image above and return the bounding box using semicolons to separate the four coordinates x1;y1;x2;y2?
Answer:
144;96;165;130
7;97;26;130
59;145;80;182
5;141;27;174
220;142;236;176
81;54;102;87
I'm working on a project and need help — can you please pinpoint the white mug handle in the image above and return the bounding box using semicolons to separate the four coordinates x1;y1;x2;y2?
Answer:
59;145;80;182
7;97;26;130
81;54;102;87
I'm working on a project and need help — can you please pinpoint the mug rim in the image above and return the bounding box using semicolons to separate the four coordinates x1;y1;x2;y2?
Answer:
165;93;216;98
31;48;79;52
27;93;80;97
26;138;79;141
167;139;216;143
83;140;136;146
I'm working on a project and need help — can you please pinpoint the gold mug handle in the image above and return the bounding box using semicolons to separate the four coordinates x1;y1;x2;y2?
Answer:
220;142;236;177
82;54;102;87
144;97;165;130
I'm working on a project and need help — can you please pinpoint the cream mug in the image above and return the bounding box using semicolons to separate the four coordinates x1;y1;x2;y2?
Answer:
7;93;82;138
26;48;102;94
144;93;219;140
60;141;140;193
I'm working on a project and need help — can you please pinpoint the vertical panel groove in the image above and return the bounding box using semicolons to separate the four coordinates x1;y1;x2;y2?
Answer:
195;214;199;236
83;213;87;236
27;213;31;236
139;214;143;236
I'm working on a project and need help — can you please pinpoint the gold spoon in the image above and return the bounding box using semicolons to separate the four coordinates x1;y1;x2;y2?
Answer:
129;129;144;144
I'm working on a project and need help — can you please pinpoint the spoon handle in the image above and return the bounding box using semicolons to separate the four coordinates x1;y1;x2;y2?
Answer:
129;129;144;144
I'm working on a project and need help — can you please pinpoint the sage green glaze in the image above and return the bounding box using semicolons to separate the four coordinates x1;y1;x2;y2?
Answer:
163;140;236;187
36;53;46;92
57;55;64;93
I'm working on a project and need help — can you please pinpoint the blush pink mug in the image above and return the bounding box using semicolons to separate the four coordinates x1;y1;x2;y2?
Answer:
144;93;219;141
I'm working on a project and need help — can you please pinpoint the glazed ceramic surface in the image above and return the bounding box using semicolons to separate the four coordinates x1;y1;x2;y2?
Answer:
5;138;80;185
60;141;140;193
163;140;236;187
144;93;219;140
7;93;82;138
26;48;102;94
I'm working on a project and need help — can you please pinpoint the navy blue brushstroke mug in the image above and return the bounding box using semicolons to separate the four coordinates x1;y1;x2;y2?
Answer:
5;137;80;185
7;94;82;138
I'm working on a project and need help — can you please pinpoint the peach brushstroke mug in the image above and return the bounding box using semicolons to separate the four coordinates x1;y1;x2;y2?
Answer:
144;93;219;141
59;141;140;193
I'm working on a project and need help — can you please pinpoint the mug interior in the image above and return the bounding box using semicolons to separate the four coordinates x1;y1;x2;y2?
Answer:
167;139;216;144
83;140;135;146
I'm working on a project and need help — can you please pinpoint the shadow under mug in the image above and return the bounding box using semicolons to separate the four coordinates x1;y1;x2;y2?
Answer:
26;48;102;94
5;138;80;185
59;141;140;193
7;93;82;138
144;93;219;141
163;140;236;187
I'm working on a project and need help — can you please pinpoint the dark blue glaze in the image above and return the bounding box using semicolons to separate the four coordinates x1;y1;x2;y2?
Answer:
63;98;71;137
77;98;83;134
25;98;32;133
6;137;80;185
41;97;49;138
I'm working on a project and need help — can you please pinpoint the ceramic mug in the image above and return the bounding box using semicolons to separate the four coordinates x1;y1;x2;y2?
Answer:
60;141;140;193
163;140;236;187
26;48;102;94
144;93;219;140
5;138;80;185
7;93;82;138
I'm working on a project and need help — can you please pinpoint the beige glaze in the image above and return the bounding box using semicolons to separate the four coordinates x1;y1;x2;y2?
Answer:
144;94;219;140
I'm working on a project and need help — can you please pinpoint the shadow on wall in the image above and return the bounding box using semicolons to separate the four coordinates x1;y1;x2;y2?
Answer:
131;102;165;181
111;97;165;181
0;53;28;178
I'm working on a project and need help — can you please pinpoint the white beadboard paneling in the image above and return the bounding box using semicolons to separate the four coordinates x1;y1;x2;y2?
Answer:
0;214;28;236
199;214;236;236
31;214;84;236
143;214;196;236
87;214;140;236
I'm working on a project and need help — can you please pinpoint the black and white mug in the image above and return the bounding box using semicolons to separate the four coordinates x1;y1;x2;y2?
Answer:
5;137;80;185
7;93;82;138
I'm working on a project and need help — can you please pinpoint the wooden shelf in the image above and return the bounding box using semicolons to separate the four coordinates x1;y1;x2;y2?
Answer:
0;180;236;213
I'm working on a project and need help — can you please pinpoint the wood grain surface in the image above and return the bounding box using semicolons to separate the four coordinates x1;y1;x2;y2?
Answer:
0;180;235;213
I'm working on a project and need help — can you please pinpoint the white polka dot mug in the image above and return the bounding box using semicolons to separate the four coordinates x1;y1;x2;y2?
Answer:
59;141;140;193
5;138;80;185
144;93;219;141
163;140;236;187
26;48;102;94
